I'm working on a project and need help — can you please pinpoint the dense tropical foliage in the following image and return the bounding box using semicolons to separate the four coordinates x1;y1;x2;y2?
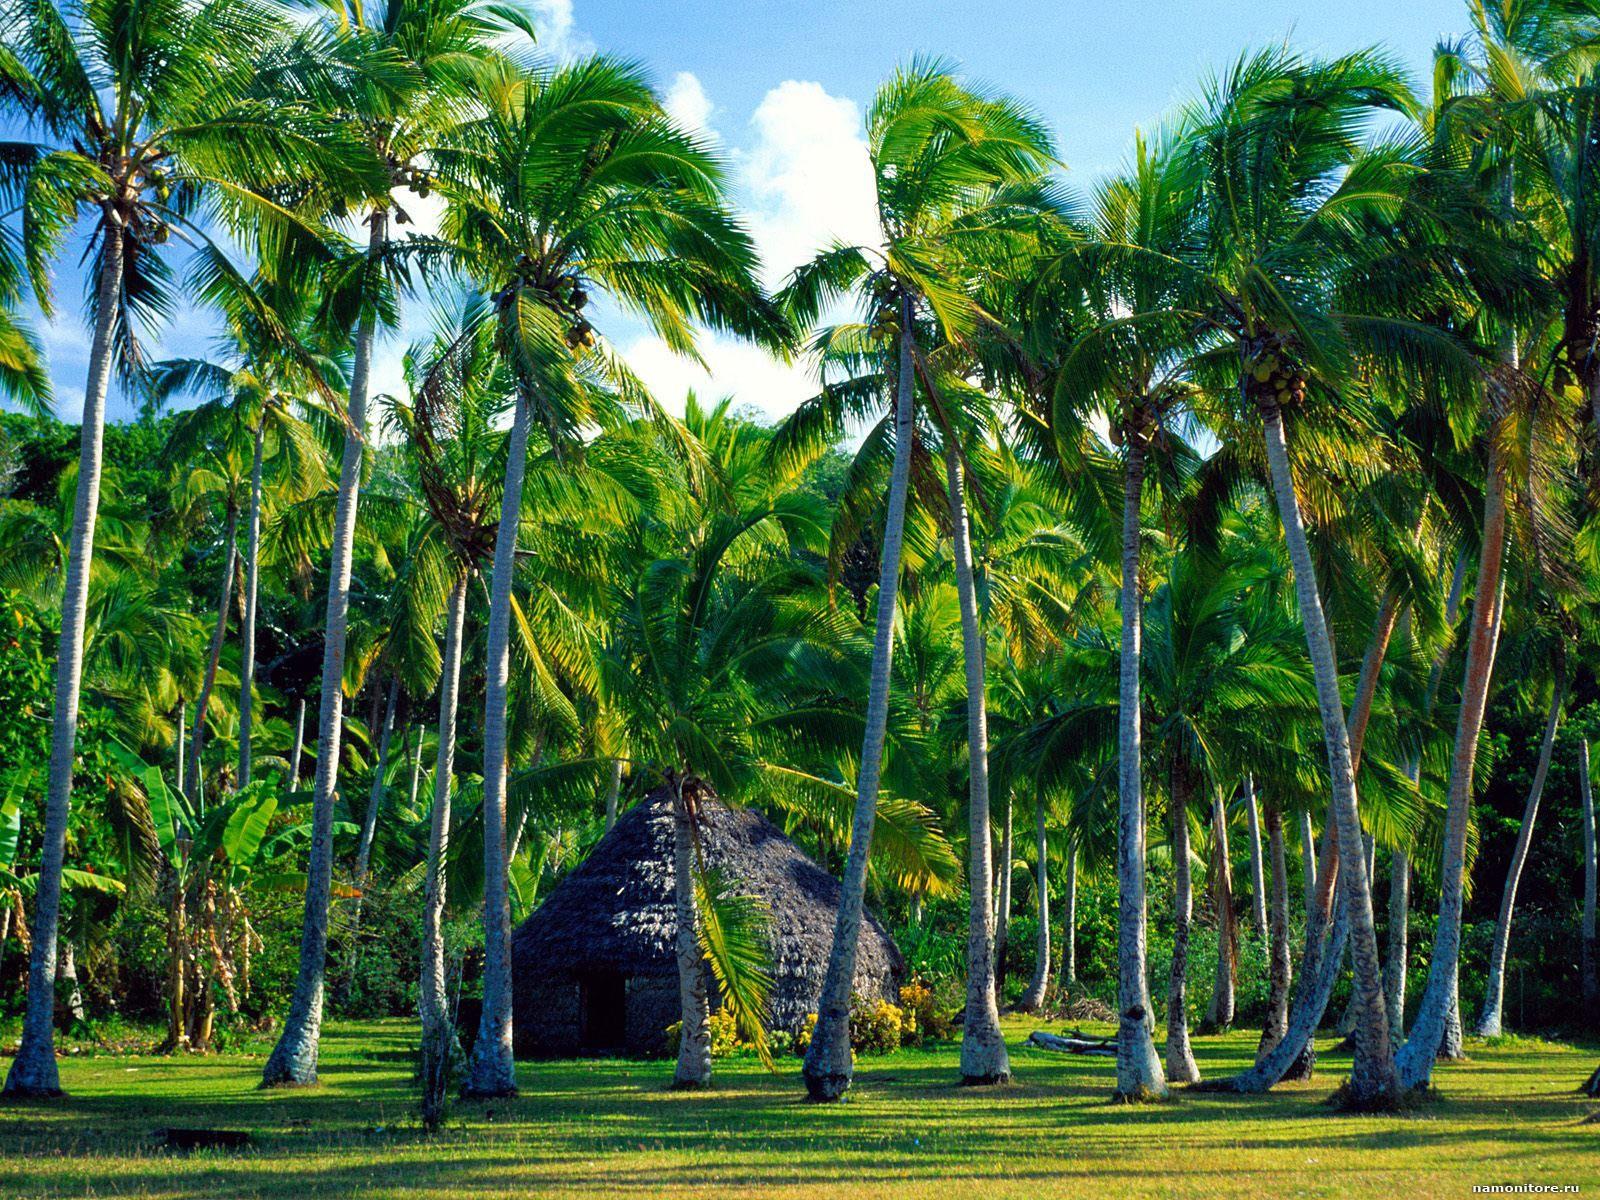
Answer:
3;0;1599;1131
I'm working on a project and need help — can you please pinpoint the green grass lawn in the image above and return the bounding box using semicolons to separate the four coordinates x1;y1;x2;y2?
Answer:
2;1017;1596;1198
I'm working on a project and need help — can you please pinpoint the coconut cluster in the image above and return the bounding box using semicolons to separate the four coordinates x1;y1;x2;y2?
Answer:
1244;349;1306;414
491;259;596;350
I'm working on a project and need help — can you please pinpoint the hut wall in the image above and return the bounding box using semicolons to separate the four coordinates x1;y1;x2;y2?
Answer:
513;976;581;1058
625;974;680;1056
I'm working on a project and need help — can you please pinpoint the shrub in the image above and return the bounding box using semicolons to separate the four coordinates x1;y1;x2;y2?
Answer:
853;999;903;1054
899;976;957;1045
664;1011;746;1059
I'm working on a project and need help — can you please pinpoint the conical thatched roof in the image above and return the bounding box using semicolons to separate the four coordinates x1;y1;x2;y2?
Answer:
511;790;903;1039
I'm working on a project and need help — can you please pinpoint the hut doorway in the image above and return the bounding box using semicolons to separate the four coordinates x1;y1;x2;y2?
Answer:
579;972;627;1051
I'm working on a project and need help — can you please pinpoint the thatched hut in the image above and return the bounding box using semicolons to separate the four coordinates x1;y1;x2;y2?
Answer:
511;790;904;1058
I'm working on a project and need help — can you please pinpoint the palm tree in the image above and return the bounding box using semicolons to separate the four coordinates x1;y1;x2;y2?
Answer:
1175;48;1438;1105
587;418;841;1089
0;0;377;1097
778;59;1056;1101
260;0;515;1089
1475;620;1570;1035
380;293;510;1123
1044;125;1203;1100
1397;1;1597;1088
437;57;784;1098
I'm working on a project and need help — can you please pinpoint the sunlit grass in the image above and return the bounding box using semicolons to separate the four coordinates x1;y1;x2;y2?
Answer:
2;1016;1596;1198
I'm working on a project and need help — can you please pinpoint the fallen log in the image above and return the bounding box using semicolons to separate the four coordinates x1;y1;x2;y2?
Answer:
1027;1030;1117;1057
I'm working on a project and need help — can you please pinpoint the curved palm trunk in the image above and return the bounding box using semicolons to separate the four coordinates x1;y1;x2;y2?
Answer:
1244;777;1268;941
1166;762;1200;1084
1441;992;1465;1060
1397;453;1509;1091
352;674;399;932
262;209;387;1089
238;418;266;788
1018;797;1051;1012
463;385;535;1100
1228;464;1395;1094
186;504;240;803
1335;836;1377;1039
1206;787;1238;1030
421;573;468;1130
945;443;1009;1085
1257;805;1293;1056
1474;657;1565;1037
5;223;124;1098
803;297;917;1103
1261;407;1395;1102
288;699;306;794
1385;556;1466;1043
993;794;1012;1007
1113;433;1166;1100
1582;739;1597;1011
671;780;712;1089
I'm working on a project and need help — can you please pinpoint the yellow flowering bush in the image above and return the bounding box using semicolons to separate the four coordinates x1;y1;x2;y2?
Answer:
663;1011;745;1058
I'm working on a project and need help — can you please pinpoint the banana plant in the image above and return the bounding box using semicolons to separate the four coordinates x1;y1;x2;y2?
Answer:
124;752;356;1051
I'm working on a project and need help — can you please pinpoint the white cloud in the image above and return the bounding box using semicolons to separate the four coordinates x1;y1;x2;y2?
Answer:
738;80;879;287
608;78;882;423
528;0;593;60
621;332;818;424
664;71;715;138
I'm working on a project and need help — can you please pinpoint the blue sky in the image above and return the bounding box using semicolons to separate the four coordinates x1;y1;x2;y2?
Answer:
28;0;1469;427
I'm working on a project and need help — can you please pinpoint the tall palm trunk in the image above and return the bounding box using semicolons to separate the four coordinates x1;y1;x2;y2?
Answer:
1166;760;1200;1084
421;572;468;1130
603;758;624;831
407;725;423;811
288;699;306;793
804;296;917;1103
1113;431;1166;1100
1299;810;1318;917
463;384;535;1100
352;674;400;929
5;221;124;1098
1062;846;1077;989
945;442;1009;1085
57;940;84;1024
1582;739;1598;1011
1228;540;1395;1094
262;209;387;1089
187;503;240;803
671;776;712;1088
1389;553;1466;1043
993;794;1012;1006
1207;787;1237;1030
1475;654;1565;1037
175;700;187;798
1244;777;1268;940
238;418;266;788
1018;796;1051;1012
1260;406;1395;1103
1258;805;1293;1056
1385;849;1409;1041
1397;453;1509;1090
